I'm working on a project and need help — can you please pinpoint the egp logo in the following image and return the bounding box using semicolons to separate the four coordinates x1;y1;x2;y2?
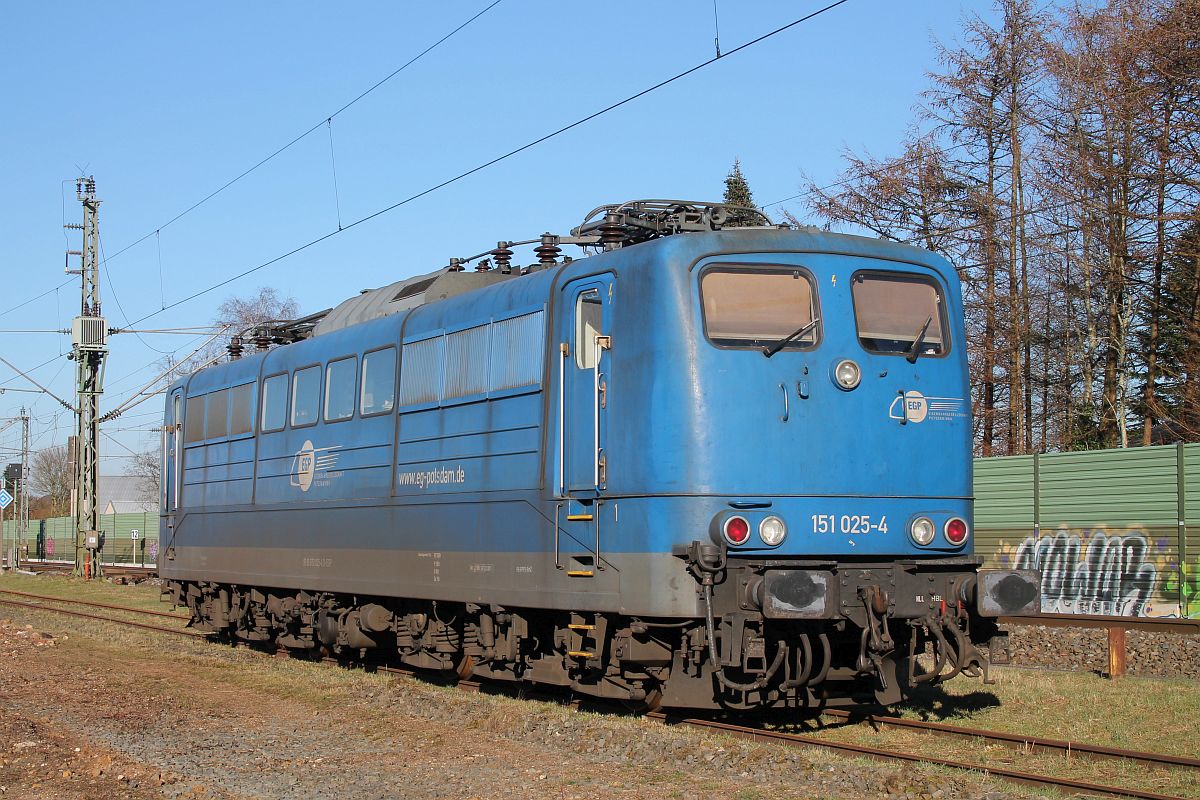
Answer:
889;390;929;423
292;440;316;491
290;440;341;492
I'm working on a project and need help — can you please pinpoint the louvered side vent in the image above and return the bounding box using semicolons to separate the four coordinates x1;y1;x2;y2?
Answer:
398;336;444;406
490;311;544;391
72;316;108;351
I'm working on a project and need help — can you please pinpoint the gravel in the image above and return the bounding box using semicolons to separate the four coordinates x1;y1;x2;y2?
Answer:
0;611;1045;800
1005;623;1200;679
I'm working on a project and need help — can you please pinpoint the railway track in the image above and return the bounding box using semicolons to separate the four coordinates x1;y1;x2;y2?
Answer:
17;560;157;580
0;590;1194;800
816;707;1200;770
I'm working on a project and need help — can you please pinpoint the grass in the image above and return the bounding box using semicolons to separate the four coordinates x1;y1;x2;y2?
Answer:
3;574;1196;798
898;665;1200;757
788;667;1200;799
0;572;169;613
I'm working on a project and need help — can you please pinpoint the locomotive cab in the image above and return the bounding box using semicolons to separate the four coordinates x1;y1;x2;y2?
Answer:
638;230;1035;706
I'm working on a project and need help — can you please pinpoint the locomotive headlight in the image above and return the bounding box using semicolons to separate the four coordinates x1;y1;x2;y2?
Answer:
834;359;861;390
910;517;936;546
759;516;787;546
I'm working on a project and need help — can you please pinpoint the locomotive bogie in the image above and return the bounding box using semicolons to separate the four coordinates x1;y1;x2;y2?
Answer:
160;207;1039;711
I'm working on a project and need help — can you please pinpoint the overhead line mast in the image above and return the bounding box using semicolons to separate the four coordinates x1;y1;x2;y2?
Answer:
0;409;29;571
65;176;107;578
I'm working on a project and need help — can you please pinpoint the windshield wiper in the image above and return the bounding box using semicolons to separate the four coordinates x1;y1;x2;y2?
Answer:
762;317;820;358
905;316;934;363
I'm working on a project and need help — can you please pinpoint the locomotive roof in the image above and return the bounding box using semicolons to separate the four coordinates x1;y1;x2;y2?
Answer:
170;201;958;398
311;267;518;337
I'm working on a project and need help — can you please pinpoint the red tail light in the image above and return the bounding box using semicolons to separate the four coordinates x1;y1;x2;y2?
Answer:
944;517;969;546
723;515;751;546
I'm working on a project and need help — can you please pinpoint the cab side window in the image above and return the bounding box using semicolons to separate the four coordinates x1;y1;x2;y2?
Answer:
291;366;321;427
184;396;205;443
575;292;602;369
261;374;288;432
361;348;396;415
324;357;357;422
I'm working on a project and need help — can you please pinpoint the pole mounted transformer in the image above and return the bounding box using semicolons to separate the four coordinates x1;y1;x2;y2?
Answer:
65;176;107;578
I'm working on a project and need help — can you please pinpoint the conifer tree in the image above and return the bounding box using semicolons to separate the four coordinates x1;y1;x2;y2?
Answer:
723;158;757;226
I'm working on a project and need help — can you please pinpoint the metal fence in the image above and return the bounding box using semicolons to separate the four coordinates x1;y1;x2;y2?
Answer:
975;442;1199;619
1;511;159;567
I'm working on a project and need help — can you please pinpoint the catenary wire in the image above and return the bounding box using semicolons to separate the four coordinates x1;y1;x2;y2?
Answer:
98;1;506;267
124;0;853;328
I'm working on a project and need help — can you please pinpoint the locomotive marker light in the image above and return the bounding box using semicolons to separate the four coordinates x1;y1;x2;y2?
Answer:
722;515;751;546
833;358;861;390
944;517;969;546
909;516;936;546
759;515;787;546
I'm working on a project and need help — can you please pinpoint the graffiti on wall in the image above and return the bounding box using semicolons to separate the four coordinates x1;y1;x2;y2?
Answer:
1164;555;1200;618
1001;529;1171;617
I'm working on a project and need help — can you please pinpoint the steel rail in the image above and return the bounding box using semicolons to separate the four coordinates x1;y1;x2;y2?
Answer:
819;708;1200;769
0;587;189;620
647;714;1190;800
2;594;1191;800
0;597;203;637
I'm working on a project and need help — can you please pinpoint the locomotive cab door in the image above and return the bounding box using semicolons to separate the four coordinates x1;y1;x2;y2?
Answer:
557;274;614;577
559;276;613;498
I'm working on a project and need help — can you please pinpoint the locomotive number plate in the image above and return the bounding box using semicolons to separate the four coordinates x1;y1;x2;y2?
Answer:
810;514;889;535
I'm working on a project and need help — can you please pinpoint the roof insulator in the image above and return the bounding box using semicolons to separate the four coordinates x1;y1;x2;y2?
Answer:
491;242;514;274
534;233;561;267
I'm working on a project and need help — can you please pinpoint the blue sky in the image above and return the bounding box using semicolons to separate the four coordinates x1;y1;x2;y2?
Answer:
0;0;997;468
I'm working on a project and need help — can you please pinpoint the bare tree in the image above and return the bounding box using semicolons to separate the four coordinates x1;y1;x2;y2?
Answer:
215;286;301;333
129;449;161;509
799;0;1200;451
28;446;71;517
167;286;300;377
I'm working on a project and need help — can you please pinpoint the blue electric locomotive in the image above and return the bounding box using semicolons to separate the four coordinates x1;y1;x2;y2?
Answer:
160;200;1040;710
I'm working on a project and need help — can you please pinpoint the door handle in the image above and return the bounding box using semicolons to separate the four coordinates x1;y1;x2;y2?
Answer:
554;502;562;570
779;383;789;422
558;343;567;495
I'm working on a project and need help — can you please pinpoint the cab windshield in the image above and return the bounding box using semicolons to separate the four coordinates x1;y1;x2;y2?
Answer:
701;269;818;350
851;272;947;357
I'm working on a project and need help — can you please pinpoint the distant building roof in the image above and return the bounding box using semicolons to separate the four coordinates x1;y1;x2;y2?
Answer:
98;475;157;515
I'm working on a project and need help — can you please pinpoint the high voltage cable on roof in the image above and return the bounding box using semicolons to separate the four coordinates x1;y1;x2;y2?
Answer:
99;0;506;267
126;0;852;328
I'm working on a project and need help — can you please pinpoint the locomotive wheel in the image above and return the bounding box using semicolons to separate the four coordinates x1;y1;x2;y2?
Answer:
454;654;475;682
621;687;663;713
